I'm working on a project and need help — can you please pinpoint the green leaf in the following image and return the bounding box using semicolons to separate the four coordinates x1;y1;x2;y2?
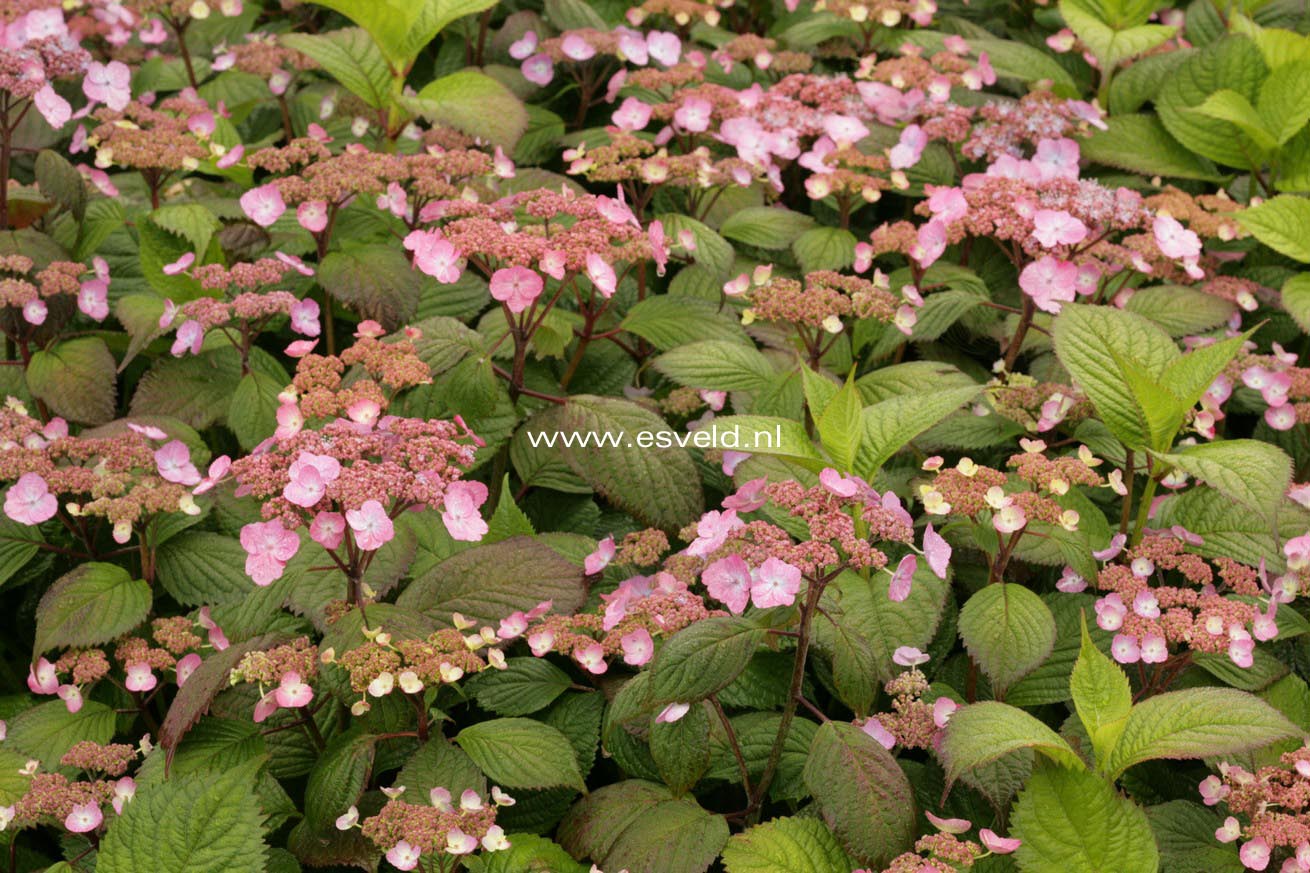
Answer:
1124;285;1237;336
720;207;816;250
318;244;421;330
1060;0;1175;70
465;834;589;873
721;817;856;873
1052;303;1180;450
26;337;117;425
34;150;85;220
1104;687;1302;777
903;32;1076;89
406;70;529;148
468;657;573;716
1081;114;1224;181
958;584;1058;696
1071;615;1132;768
654;341;774;392
701;415;825;469
1108;49;1193;114
1158;332;1250;413
456;717;586;791
397;536;587;627
1147;801;1244;873
620;297;749;350
938;701;1084;783
1158;35;1269;168
803;722;916;866
97;765;268;873
558;781;729;873
282;28;391;109
656;214;734;279
822;565;949;684
856;385;980;477
650;700;711;796
34;563;150;656
304;731;376;831
1155;485;1300;571
150;204;221;257
647;616;767;708
556;395;704;530
1258;60;1310;144
1281;272;1310;331
227;370;283;451
793;227;857;273
1011;762;1158;873
396;738;486;798
1194;89;1277;151
813;373;864;472
8;699;116;769
306;0;495;71
1238;194;1310;261
1155;439;1291;519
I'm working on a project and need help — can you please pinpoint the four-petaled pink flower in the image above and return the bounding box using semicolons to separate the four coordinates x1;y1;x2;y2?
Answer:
751;556;801;608
64;802;103;834
1153;213;1202;260
405;230;463;283
1031;209;1088;248
239;183;286;227
240;519;300;586
346;499;394;551
83;60;131;110
124;662;157;692
574;642;608;675
442;480;489;542
1240;837;1271;871
703;554;752;614
155;440;201;485
5;473;58;525
621;628;654;666
489;266;544;314
1019;256;1078;314
386;840;422;871
585;536;616;575
275;671;314;708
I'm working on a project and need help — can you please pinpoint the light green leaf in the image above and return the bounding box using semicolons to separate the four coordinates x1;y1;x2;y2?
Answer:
1155;439;1291;519
407;70;529;148
1071;616;1132;768
1258;60;1310;144
1104;687;1303;777
1052;303;1180;449
814;374;864;472
306;0;495;71
1012;762;1159;873
1282;273;1310;331
1194;89;1277;151
792;227;857;273
1081;114;1224;181
97;765;268;873
1158;35;1268;168
722;817;855;873
720;207;816;250
856;385;980;477
1238;194;1310;261
703;415;825;469
654;341;774;392
1060;0;1175;71
227;370;283;451
456;717;586;791
34;563;150;656
282;29;391;108
938;701;1084;784
620;297;749;349
9;699;116;769
650;700;711;796
803;722;916;866
958;584;1057;696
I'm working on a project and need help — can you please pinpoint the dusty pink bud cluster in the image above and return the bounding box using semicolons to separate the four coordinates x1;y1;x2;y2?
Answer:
1200;748;1310;871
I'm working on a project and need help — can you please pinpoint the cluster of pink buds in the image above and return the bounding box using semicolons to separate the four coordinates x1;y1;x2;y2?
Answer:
331;619;511;716
917;448;1092;538
872;811;1019;872
1071;531;1287;670
228;638;318;723
859;664;957;751
338;784;515;870
0;255;109;330
0;760;138;838
1199;747;1310;871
